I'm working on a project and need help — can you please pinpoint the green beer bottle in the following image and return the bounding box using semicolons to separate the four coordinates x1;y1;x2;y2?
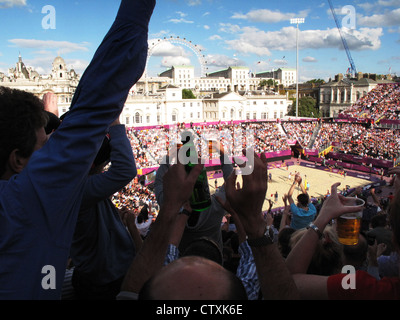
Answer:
180;131;211;212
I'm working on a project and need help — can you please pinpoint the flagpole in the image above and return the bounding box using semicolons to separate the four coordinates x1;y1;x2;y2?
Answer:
290;18;305;118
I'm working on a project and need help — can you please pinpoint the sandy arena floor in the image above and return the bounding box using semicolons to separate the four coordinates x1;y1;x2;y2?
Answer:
209;163;377;211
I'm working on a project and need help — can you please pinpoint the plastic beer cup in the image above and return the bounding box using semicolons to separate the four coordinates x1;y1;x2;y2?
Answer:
208;140;217;156
336;197;365;245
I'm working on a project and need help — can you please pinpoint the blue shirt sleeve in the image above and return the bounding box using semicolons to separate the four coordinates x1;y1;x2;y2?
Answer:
164;244;180;266
236;241;260;300
0;0;156;300
80;125;137;209
290;203;300;216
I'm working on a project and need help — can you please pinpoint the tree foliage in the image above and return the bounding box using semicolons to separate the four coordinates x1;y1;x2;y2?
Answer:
182;89;196;99
288;96;320;118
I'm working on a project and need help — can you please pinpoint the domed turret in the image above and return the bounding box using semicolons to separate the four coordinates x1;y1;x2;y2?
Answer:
52;56;68;80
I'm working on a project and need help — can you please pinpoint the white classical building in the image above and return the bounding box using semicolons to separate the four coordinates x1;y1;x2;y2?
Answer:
319;73;393;117
1;55;292;126
121;85;290;126
0;55;79;115
256;68;297;87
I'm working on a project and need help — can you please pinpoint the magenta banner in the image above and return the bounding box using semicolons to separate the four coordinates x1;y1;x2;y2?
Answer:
327;152;393;168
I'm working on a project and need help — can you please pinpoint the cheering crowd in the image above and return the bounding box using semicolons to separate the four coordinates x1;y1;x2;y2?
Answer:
2;0;400;301
341;83;400;121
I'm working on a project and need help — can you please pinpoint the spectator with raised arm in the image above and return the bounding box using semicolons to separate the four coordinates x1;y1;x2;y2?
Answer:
0;0;155;299
70;118;138;300
223;150;299;300
154;132;233;255
287;172;316;230
286;177;400;299
118;150;300;300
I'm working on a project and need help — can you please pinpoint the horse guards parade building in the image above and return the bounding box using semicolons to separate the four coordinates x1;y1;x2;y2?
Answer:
0;47;393;126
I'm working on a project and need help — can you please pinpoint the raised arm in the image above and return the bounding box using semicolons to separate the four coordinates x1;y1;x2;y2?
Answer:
285;182;363;299
287;173;301;204
120;162;203;296
80;122;137;207
225;150;299;300
4;0;156;300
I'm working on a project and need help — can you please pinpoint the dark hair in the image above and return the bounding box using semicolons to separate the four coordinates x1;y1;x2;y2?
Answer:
278;227;296;258
137;204;149;224
297;193;309;207
370;214;388;228
44;111;61;134
343;233;368;267
0;87;48;177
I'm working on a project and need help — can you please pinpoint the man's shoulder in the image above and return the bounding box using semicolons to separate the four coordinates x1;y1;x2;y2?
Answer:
308;202;317;213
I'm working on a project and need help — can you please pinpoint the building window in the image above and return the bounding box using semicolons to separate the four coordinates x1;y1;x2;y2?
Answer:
261;112;266;119
135;112;142;123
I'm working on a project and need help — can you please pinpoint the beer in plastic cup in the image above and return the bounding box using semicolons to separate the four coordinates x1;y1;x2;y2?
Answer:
336;197;365;245
208;140;217;156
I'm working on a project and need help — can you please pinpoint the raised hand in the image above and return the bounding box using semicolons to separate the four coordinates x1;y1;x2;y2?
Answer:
225;149;268;238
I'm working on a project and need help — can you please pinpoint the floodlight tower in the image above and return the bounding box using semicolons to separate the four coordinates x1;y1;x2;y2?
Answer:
290;18;305;118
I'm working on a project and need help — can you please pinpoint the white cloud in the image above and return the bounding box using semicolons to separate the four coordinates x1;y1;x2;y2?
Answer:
205;54;245;68
161;56;191;68
168;18;194;24
357;8;400;27
303;56;318;63
8;39;90;54
204;25;210;30
150;30;171;38
149;40;207;60
223;26;383;56
358;0;400;11
186;0;201;6
218;23;241;34
209;35;222;41
0;0;26;9
176;11;187;18
231;9;309;23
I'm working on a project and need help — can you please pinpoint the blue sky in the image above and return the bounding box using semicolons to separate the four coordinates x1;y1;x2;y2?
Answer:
1;0;399;82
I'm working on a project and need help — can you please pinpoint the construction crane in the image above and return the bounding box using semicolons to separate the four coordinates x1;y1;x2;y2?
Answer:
328;0;357;76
